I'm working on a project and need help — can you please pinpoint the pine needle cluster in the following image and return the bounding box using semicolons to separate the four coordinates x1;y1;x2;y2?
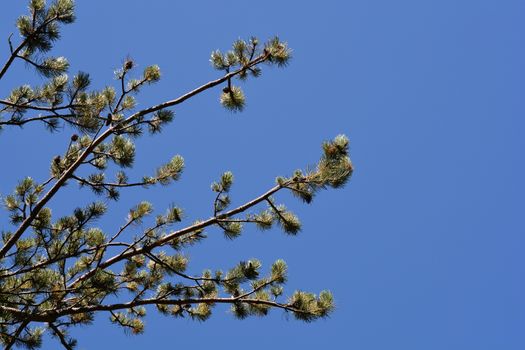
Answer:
211;36;291;111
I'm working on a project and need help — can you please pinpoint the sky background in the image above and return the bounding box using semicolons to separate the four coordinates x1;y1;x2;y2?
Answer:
1;0;524;349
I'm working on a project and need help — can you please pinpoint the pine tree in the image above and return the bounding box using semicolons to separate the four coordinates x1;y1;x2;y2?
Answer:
0;1;353;348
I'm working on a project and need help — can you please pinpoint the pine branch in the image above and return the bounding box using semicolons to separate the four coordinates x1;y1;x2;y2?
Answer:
67;181;288;289
0;53;271;260
3;320;29;350
0;37;27;81
71;174;150;189
0;12;67;81
60;296;310;320
0;113;76;127
48;323;74;350
0;98;75;112
2;293;312;324
121;51;269;123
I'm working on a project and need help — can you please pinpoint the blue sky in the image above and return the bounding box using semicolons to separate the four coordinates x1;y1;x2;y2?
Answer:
1;0;524;349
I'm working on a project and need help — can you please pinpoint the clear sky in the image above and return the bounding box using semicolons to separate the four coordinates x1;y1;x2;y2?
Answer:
1;0;524;349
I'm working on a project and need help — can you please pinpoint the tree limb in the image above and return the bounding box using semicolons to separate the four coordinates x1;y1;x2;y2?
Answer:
0;53;270;260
